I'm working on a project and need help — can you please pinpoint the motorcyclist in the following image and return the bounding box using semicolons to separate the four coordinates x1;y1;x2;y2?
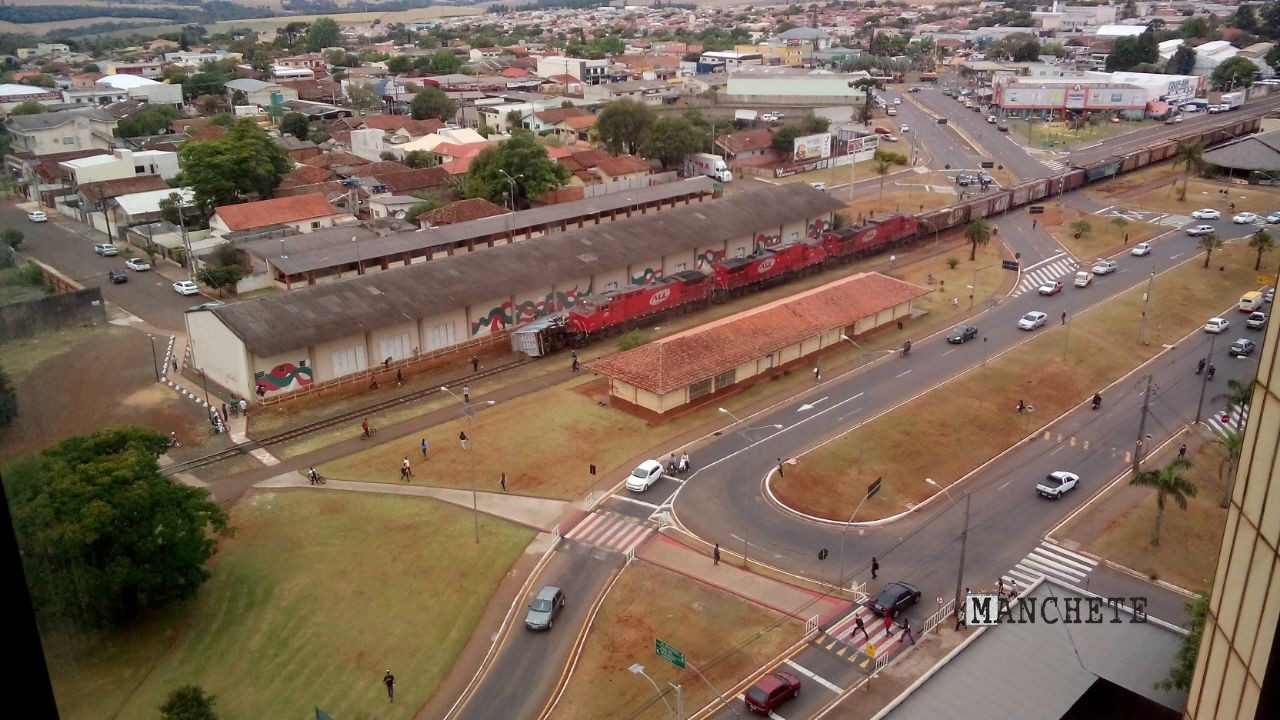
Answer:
1207;364;1216;380
1197;358;1206;375
902;339;912;356
1092;393;1102;410
679;452;690;473
667;452;678;474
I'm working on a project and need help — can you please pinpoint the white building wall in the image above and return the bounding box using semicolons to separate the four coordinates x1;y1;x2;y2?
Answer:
350;128;388;162
419;309;468;353
186;312;254;395
369;320;419;364
727;74;865;98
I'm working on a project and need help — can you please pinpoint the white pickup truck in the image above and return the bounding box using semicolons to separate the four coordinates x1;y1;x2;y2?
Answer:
1036;471;1080;500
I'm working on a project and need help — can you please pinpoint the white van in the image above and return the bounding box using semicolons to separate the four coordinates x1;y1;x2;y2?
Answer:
1239;291;1264;312
1073;270;1092;288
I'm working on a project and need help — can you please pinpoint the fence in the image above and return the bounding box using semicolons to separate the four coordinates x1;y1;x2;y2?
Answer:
0;287;105;340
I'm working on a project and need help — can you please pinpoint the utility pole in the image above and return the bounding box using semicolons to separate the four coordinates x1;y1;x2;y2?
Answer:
1133;375;1154;477
1137;270;1155;344
955;492;970;618
1194;332;1219;424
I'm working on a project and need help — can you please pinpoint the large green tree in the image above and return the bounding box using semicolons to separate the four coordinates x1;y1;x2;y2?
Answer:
0;366;16;428
1211;56;1259;91
410;86;457;121
160;685;217;720
117;106;182;138
1167;45;1197;75
7;427;229;627
462;129;569;206
640;116;704;169
771;126;803;154
595;98;654;155
1106;30;1159;72
1248;228;1274;270
1234;4;1258;32
280;111;310;141
177;120;292;210
964;219;990;261
306;17;342;52
9;100;45;115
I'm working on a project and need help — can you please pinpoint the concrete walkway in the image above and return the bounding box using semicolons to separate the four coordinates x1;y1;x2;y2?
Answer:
639;534;849;624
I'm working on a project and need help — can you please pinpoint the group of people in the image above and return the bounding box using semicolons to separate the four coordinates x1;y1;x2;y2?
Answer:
666;451;691;474
1196;358;1216;380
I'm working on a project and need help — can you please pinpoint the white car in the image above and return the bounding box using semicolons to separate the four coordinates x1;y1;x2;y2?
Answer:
986;115;997;124
27;210;47;222
899;124;910;133
173;280;200;296
125;257;151;271
1204;317;1230;334
893;97;902;105
1091;259;1118;275
1036;471;1080;500
1191;208;1221;220
1018;311;1048;330
808;182;827;192
626;459;664;492
1233;212;1259;224
1185;224;1216;237
1130;242;1151;256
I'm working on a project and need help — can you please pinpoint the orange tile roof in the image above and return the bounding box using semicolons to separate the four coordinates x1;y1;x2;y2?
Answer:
214;193;339;231
596;154;651;178
439;157;474;175
589;273;928;395
277;164;333;188
419;197;509;225
375;167;451;193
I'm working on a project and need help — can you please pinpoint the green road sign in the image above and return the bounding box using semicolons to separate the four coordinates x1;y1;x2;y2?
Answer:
656;639;686;669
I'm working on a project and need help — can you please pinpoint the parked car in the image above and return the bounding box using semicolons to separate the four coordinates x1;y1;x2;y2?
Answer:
1036;471;1080;500
125;257;151;271
869;581;922;617
1246;311;1267;329
93;243;118;256
744;671;802;714
1233;212;1260;224
893;97;902;105
1185;224;1217;237
1267;287;1275;303
106;270;127;284
1130;242;1152;256
1037;280;1063;296
947;325;979;344
808;182;827;192
173;280;200;296
626;459;664;492
1018;311;1048;330
1268;212;1280;224
524;585;565;630
1229;338;1257;357
880;134;899;142
1204;317;1231;334
27;210;46;222
1091;259;1118;275
1191;209;1222;220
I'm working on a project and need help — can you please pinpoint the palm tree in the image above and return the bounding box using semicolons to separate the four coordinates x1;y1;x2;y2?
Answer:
964;219;990;261
1172;140;1205;200
849;77;883;124
1212;428;1244;508
875;157;893;206
1248;228;1274;270
1129;457;1197;547
1198;232;1224;268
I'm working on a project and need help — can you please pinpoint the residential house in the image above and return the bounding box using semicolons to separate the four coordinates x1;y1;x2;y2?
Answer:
417;197;508;226
94;74;184;105
279;79;342;103
274;135;322;163
715;128;779;164
522;106;591;137
347;117;447;161
5;109;119;156
374;167;453;203
225;78;299;108
59;148;179;186
558;149;652;187
277;164;334;190
210;193;346;236
73;175;170;234
102;61;164;79
535;56;608;84
584;79;678;105
279;53;328;71
367;195;421;219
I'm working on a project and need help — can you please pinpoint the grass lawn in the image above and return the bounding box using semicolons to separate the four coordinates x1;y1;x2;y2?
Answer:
842;185;956;220
1087;163;1280;217
1036;204;1165;261
549;562;804;720
47;490;533;720
1004;117;1162;150
774;241;1263;520
1065;439;1230;593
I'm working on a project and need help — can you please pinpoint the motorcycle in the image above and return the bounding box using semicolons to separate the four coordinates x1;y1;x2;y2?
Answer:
1207;365;1216;381
901;340;912;358
1196;359;1206;375
1091;395;1102;411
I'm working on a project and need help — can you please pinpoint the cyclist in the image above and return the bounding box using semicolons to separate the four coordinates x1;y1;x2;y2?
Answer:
308;467;320;485
361;418;371;439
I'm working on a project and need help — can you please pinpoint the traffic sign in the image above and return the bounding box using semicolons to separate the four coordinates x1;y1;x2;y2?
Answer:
1001;259;1020;271
656;639;685;669
818;548;829;561
1222;413;1231;423
867;477;882;499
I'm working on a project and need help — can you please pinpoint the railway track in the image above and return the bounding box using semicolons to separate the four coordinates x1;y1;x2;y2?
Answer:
161;358;534;476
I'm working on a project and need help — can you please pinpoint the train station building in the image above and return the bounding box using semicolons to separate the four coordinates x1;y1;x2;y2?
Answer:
588;272;927;417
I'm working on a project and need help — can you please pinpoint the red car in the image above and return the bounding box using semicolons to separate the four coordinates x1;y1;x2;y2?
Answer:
745;671;801;714
1037;280;1064;296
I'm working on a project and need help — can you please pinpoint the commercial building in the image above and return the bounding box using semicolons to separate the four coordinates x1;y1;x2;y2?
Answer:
224;78;299;108
590;273;926;416
1085;70;1202;103
4;108;118;156
0;83;61;112
535;56;608;84
992;77;1148;119
726;66;871;100
1201;128;1280;181
700;51;765;72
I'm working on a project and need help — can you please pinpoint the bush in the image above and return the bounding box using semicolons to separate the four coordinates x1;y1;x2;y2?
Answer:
946;256;960;269
874;149;909;166
1;228;23;250
618;330;648;351
0;367;16;429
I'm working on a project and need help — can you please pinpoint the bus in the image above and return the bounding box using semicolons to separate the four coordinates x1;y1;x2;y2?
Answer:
919;73;939;82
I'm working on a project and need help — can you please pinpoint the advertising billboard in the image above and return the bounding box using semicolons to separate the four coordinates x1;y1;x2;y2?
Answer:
793;133;832;162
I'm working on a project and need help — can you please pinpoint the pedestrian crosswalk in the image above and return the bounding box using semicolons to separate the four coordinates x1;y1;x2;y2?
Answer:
1042;159;1068;173
1002;542;1098;591
1148;213;1194;229
1012;257;1078;297
815;604;914;670
1205;404;1248;438
564;511;652;555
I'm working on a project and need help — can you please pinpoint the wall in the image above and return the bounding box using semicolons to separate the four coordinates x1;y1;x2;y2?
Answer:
186;311;253;394
0;287;105;340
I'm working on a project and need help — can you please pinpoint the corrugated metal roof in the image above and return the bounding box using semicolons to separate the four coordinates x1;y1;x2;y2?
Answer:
1202;129;1280;172
212;183;843;357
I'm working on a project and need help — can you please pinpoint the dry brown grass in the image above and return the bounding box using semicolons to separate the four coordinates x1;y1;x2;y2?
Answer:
774;242;1262;520
1039;204;1165;261
548;562;804;720
1088;163;1280;216
842;187;956;219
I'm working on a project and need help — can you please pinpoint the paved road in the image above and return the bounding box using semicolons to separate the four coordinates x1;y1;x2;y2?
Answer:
2;204;206;332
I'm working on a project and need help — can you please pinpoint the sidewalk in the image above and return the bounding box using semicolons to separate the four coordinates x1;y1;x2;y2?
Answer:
638;534;849;624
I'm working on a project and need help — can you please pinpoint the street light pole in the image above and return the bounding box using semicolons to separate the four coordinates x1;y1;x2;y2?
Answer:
926;478;970;619
718;407;782;569
442;386;496;544
1137;270;1156;344
198;367;209;405
147;334;159;382
838;477;881;591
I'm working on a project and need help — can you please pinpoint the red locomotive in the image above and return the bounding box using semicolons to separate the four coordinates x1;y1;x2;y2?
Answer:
713;241;827;297
567;270;709;335
822;215;920;263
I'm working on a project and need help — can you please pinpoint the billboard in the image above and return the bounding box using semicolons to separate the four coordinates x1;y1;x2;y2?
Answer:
849;133;879;162
793;133;832;162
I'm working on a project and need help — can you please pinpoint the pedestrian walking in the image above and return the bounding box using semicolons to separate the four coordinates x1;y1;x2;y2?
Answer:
402;457;412;479
571;356;580;372
229;398;239;417
871;557;879;580
997;578;1005;597
220;402;228;422
1179;443;1187;459
463;384;470;403
850;616;869;643
239;398;248;417
776;458;785;479
471;355;479;373
459;431;468;451
420;437;429;458
499;472;507;491
951;296;959;308
1017;399;1025;414
883;613;894;636
1124;232;1130;246
1009;580;1019;599
900;617;915;645
713;543;720;565
383;671;395;702
396;369;403;386
1032;218;1037;230
1061;310;1067;325
383;356;392;370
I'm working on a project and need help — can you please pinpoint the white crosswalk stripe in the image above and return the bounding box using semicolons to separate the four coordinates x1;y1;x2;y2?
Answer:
1012;258;1078;297
1205;404;1249;438
1042;160;1067;173
1002;542;1098;590
823;604;908;648
1147;213;1195;228
564;511;652;554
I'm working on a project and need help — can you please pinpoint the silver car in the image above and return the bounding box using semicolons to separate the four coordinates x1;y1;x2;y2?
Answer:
525;585;565;631
1018;311;1048;330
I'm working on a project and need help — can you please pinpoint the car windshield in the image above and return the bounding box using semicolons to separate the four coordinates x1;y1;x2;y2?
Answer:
531;598;553;612
1043;475;1064;488
631;467;652;478
746;687;769;703
875;586;903;605
1023;314;1038;321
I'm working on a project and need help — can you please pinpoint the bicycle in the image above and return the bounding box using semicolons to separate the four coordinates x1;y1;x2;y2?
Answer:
308;471;326;485
360;426;378;440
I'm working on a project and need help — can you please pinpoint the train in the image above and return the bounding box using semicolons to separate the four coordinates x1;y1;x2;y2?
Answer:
512;115;1263;358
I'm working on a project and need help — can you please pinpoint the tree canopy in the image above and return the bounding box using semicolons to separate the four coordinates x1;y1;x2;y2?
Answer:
461;129;569;206
772;126;803;154
159;684;218;720
117;106;182;138
410;86;457;122
1105;30;1158;72
177;120;292;210
305;17;342;52
6;427;229;628
1167;45;1197;75
640;116;703;170
1211;56;1258;91
595;98;654;155
280;111;310;141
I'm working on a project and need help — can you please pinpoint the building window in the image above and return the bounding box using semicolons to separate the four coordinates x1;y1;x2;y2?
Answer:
311;221;321;229
135;166;145;174
688;377;713;400
62;137;75;145
605;280;618;290
714;369;735;390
